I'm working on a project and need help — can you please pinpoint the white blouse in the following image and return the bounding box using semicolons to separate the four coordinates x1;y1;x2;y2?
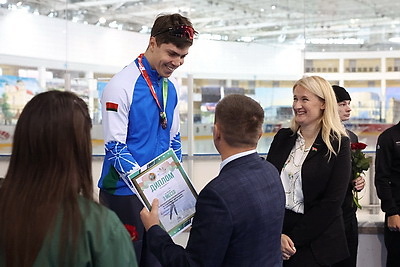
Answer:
280;131;310;214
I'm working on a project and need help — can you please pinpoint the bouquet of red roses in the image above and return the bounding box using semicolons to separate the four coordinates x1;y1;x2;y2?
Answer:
350;142;371;209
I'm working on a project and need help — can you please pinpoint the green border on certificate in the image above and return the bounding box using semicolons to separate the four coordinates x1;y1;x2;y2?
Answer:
129;149;198;237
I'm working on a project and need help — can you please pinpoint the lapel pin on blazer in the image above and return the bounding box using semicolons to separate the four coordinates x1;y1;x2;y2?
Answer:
312;147;318;152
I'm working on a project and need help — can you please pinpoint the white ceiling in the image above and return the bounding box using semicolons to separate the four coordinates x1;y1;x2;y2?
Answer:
3;0;400;51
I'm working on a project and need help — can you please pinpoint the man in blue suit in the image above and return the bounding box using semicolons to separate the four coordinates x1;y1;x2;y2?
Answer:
140;94;285;267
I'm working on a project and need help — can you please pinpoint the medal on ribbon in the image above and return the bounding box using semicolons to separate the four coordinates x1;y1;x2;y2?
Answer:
160;112;167;129
137;54;169;130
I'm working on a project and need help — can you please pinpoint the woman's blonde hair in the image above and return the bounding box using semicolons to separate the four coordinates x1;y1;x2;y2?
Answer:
290;76;347;156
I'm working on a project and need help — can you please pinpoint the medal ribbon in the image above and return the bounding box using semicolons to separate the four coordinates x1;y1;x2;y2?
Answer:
137;53;168;119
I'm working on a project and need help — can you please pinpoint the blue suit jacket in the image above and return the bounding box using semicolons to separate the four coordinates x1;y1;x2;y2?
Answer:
147;152;285;267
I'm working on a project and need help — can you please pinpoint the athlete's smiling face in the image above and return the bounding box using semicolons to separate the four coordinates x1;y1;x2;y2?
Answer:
147;37;190;78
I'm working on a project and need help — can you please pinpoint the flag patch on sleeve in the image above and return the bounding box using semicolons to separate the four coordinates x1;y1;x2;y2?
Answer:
106;102;118;112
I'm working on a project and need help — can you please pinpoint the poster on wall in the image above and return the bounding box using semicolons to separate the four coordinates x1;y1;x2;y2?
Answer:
0;75;43;154
0;75;42;123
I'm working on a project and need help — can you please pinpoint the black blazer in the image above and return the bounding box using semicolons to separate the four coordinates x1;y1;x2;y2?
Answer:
147;152;285;267
267;128;351;265
375;122;400;216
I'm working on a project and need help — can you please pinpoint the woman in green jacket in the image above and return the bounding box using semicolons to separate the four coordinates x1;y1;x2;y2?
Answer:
0;90;138;267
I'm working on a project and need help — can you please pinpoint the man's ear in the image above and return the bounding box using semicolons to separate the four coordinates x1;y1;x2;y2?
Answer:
149;37;157;51
213;123;221;139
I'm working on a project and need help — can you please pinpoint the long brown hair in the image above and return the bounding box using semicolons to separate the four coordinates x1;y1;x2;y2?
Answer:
0;90;93;266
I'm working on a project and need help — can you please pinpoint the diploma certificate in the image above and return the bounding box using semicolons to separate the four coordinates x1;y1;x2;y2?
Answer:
129;149;198;237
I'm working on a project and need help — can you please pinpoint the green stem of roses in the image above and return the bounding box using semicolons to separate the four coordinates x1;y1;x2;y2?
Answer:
353;172;362;209
353;191;362;209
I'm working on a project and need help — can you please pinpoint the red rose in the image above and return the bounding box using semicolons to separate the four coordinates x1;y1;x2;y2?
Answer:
350;141;371;209
351;142;367;150
124;224;139;241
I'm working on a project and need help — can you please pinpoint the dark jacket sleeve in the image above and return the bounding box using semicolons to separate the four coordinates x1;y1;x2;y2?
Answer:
375;130;400;216
146;186;232;267
147;225;191;267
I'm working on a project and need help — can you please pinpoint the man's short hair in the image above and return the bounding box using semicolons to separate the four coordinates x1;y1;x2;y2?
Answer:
151;13;196;49
215;94;264;148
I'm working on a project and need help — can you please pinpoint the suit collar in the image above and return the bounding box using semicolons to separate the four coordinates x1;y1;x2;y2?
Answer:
220;149;257;171
220;151;259;171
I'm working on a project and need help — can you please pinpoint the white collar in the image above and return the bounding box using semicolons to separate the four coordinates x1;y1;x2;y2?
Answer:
220;149;257;171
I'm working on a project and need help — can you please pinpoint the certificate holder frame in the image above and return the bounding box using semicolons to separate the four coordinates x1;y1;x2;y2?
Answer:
129;149;198;237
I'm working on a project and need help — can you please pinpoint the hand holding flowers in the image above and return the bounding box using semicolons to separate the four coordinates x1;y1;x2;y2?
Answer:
350;142;371;209
352;176;365;192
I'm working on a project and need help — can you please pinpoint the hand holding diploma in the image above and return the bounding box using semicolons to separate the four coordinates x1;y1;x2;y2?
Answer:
140;198;160;231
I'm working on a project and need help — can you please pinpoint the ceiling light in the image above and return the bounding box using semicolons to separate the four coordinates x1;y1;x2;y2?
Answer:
277;34;286;43
98;17;106;24
271;5;276;10
306;38;364;45
238;36;254;42
389;37;400;43
350;18;359;24
109;21;118;28
0;0;7;4
199;33;228;41
140;25;149;33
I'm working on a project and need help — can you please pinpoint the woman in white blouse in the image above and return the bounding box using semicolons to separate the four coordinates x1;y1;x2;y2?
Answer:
267;76;351;267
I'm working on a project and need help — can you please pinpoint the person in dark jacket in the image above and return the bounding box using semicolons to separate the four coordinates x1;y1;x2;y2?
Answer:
375;122;400;267
332;85;365;267
141;94;285;267
267;76;351;266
